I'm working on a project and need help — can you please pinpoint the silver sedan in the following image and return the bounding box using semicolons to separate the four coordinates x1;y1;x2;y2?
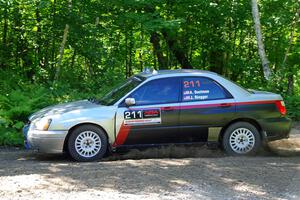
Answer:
23;69;291;161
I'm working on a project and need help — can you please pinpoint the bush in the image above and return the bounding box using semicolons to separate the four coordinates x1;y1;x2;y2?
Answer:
0;74;121;147
286;96;300;121
0;83;103;147
0;127;23;146
0;85;54;146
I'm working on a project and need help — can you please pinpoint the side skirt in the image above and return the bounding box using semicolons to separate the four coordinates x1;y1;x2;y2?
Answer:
112;141;220;152
110;126;222;152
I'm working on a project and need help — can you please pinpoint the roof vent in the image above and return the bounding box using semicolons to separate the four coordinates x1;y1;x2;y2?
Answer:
143;67;157;75
143;67;152;73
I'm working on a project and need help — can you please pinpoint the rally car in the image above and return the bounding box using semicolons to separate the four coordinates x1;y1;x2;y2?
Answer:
23;69;291;161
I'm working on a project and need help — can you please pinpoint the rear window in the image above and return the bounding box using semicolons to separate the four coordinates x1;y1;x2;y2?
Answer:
182;77;230;101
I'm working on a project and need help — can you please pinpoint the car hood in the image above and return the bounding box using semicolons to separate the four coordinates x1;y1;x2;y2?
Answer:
29;100;102;121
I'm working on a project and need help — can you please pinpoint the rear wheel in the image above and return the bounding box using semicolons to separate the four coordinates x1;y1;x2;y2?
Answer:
222;122;261;156
67;125;108;162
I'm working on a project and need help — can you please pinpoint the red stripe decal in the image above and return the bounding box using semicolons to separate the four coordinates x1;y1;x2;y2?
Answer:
235;100;276;105
112;122;131;147
161;100;277;110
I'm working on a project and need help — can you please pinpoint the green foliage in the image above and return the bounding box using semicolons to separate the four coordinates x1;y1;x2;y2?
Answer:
286;96;300;121
0;85;54;146
0;127;23;146
0;87;52;126
0;70;123;146
0;85;81;146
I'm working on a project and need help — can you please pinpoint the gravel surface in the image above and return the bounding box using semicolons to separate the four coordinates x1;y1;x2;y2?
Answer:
0;125;300;200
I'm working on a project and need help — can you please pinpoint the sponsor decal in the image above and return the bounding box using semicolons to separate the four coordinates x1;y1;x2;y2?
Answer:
124;109;161;126
113;100;278;147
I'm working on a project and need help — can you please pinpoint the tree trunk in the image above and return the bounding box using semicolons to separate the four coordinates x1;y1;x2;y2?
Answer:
35;0;43;68
209;50;224;74
1;2;8;68
2;2;8;47
282;8;300;67
251;0;271;80
150;32;168;70
125;30;128;78
287;74;294;95
128;30;133;77
162;30;193;69
53;24;69;82
70;49;76;69
51;0;57;72
286;8;300;95
139;28;144;71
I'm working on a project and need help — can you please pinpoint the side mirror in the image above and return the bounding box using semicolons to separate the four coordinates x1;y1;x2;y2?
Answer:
125;98;136;106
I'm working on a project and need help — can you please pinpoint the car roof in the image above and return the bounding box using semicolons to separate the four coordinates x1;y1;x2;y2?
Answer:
132;69;251;100
114;69;252;106
137;69;217;79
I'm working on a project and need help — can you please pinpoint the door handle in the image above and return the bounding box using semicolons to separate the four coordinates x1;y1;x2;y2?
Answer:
219;103;232;108
162;106;175;111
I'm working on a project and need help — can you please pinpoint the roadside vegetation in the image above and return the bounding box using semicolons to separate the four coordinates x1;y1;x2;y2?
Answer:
0;0;299;146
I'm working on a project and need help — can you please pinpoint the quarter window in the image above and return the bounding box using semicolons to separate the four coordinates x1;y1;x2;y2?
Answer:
129;78;180;105
182;77;228;101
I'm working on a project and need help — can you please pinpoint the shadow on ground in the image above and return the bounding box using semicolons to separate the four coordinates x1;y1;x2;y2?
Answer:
1;122;300;164
267;123;300;156
0;145;300;200
0;142;293;164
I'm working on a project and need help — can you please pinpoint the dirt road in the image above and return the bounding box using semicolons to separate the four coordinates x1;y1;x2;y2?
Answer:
0;126;300;200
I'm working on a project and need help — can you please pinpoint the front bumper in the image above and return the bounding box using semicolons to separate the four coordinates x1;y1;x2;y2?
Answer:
259;117;292;142
23;125;68;153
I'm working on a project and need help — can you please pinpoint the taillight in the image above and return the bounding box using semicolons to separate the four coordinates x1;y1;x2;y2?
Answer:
275;100;286;115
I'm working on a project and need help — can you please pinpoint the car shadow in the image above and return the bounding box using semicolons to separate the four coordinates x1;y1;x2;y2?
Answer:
1;146;299;200
21;143;280;163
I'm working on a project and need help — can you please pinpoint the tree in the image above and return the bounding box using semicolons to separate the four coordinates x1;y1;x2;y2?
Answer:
251;0;272;80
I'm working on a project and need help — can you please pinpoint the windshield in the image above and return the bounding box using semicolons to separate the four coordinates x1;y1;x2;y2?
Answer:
99;76;144;106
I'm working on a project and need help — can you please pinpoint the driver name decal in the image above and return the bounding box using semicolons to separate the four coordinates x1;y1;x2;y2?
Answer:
182;80;210;101
124;109;161;125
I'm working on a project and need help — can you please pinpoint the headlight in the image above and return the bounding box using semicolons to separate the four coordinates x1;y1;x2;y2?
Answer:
34;118;52;131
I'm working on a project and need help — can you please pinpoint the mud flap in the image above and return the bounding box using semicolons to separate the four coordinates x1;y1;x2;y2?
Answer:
22;124;31;149
207;127;221;149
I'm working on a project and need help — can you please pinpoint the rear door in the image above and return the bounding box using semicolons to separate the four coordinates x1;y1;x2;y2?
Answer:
179;76;236;142
114;77;181;146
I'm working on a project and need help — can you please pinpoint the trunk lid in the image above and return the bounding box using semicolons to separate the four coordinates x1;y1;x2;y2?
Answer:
247;89;283;101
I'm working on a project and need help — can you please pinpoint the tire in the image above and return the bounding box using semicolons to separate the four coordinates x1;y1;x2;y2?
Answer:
67;125;108;162
222;122;261;156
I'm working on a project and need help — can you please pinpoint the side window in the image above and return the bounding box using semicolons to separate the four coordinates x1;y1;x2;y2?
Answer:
182;77;228;101
130;78;180;105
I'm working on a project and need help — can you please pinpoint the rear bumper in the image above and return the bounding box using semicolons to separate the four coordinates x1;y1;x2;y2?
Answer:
258;117;292;142
23;126;67;153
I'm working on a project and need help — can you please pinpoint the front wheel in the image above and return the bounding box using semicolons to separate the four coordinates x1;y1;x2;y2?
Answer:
222;122;261;156
67;125;108;162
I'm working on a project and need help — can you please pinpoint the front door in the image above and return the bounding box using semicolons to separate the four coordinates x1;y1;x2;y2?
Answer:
114;77;181;146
